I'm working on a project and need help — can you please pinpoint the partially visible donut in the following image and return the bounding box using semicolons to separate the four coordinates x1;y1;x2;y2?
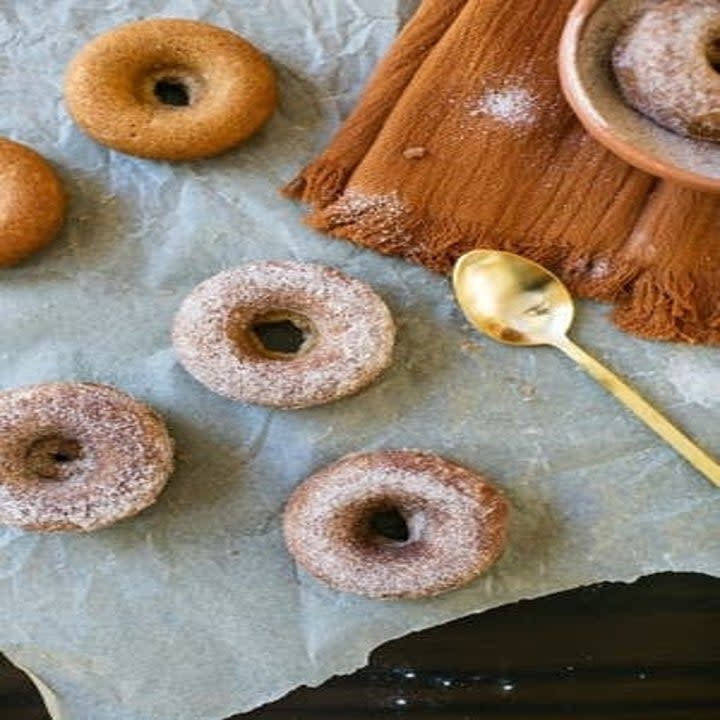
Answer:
64;18;277;160
0;383;174;532
283;450;509;599
612;0;720;142
172;261;396;409
0;139;66;267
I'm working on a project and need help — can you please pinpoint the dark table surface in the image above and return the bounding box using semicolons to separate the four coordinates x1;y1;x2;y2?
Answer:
2;572;718;720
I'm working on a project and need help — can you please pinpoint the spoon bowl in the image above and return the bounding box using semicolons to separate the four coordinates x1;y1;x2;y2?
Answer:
453;250;574;346
452;249;720;488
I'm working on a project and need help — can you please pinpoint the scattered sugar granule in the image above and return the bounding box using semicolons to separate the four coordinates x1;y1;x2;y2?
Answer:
468;87;537;127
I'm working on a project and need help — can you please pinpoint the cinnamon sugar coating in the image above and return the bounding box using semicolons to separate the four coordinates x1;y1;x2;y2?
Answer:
172;261;396;409
283;450;509;599
0;383;174;532
613;0;720;141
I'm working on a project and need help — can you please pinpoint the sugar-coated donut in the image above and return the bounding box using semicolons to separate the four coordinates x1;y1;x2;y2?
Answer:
283;450;509;599
64;18;277;160
0;383;174;532
613;0;720;142
172;261;396;409
0;138;66;267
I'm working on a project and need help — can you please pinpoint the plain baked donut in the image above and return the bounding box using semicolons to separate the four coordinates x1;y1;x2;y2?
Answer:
172;261;396;409
0;383;174;532
0;138;66;266
64;18;277;160
283;450;509;599
613;0;720;142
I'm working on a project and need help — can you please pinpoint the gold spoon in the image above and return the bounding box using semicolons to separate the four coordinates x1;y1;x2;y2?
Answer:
453;249;720;488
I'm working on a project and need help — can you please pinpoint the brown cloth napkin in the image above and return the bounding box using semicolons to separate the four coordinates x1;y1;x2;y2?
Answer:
285;0;720;344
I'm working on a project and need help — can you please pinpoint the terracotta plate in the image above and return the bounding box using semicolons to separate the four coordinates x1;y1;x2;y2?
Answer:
559;0;720;194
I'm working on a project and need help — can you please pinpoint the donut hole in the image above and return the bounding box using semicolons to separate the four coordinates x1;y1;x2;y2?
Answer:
707;37;720;73
369;508;410;543
253;319;306;354
243;310;316;360
346;500;422;547
26;436;83;481
154;79;190;107
140;67;204;108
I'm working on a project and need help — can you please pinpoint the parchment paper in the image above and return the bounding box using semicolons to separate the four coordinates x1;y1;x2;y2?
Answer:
0;2;718;719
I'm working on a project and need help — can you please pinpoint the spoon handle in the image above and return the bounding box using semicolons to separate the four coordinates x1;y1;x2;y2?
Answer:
555;337;720;488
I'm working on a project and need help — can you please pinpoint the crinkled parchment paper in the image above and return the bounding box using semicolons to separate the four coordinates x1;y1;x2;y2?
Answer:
0;1;718;719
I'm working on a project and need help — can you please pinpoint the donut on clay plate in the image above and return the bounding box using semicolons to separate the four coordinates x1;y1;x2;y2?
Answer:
613;0;720;142
0;138;66;266
172;261;396;409
0;383;174;532
64;18;277;160
283;450;509;599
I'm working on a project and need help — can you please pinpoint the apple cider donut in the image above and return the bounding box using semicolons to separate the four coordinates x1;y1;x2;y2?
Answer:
283;450;509;599
64;18;277;160
0;383;174;532
172;261;396;409
0;138;66;267
613;0;720;142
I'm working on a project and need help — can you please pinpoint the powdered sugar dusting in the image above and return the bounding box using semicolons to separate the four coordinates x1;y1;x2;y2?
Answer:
336;190;408;223
328;190;414;249
0;383;174;532
172;261;396;409
468;87;538;127
589;258;612;279
283;450;508;599
666;354;720;408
